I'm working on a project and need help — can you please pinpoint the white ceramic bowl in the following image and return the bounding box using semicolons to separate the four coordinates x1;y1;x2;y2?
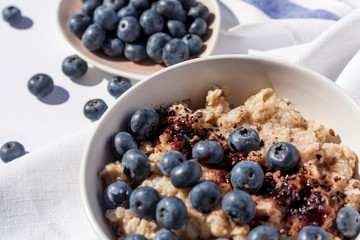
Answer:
56;0;221;81
80;55;360;239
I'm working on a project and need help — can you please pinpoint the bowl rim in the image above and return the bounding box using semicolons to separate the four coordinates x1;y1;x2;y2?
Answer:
79;54;360;239
56;0;222;81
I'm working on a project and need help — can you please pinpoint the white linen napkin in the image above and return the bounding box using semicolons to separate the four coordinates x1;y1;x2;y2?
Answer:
218;0;360;104
0;126;95;239
1;0;360;239
246;7;360;103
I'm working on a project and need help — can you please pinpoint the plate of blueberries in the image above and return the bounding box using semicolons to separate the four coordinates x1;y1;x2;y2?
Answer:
57;0;221;80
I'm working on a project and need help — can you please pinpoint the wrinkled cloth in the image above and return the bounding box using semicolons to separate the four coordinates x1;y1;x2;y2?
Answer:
217;0;360;103
1;0;360;239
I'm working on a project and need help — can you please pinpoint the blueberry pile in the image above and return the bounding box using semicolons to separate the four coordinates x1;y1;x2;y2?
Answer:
104;108;188;238
102;110;265;238
68;0;212;66
103;108;360;239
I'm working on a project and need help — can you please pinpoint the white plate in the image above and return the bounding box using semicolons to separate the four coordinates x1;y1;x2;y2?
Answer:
56;0;221;80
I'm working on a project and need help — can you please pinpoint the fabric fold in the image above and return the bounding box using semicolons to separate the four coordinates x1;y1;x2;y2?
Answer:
0;126;96;239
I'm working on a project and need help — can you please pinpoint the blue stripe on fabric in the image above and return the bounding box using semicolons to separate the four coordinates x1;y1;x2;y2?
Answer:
242;0;340;20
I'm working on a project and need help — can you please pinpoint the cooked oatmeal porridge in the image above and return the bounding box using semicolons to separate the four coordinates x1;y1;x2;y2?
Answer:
99;87;360;240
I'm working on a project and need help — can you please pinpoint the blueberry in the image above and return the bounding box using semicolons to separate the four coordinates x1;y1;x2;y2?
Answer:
192;141;224;164
221;190;256;224
182;34;202;56
130;186;161;219
125;234;148;240
130;108;160;140
103;36;124;57
104;181;132;209
117;5;139;19
189;181;220;212
122;149;150;182
67;14;92;38
146;32;172;64
169;8;187;22
154;229;178;240
103;0;127;11
0;141;25;163
62;55;88;79
2;6;21;24
188;18;207;37
28;73;54;98
112;131;137;158
156;0;183;18
336;207;360;237
177;0;196;10
139;9;164;36
162;38;189;67
117;16;141;42
93;6;119;31
160;151;187;176
248;225;281;240
107;76;131;98
297;226;330;240
170;160;202;189
228;127;260;155
167;20;187;38
82;23;107;51
156;196;188;230
124;42;147;62
82;0;102;17
188;3;210;21
130;0;150;11
151;2;158;11
83;98;108;121
231;161;264;192
266;142;300;171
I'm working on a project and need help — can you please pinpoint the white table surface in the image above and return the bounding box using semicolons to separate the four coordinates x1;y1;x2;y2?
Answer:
0;0;295;165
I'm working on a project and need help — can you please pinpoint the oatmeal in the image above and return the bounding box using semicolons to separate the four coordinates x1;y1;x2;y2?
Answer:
99;87;360;240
